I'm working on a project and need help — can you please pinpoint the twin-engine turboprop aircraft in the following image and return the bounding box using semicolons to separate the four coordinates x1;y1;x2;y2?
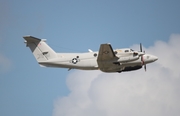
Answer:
23;36;158;73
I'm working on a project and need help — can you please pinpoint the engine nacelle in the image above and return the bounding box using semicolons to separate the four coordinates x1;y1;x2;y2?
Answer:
117;56;139;62
117;65;142;73
122;65;142;72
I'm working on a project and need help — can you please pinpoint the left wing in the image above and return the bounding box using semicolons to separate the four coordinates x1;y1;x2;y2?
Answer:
97;43;117;61
97;43;119;72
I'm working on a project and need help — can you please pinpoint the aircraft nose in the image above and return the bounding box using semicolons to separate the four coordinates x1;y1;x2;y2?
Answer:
152;55;158;61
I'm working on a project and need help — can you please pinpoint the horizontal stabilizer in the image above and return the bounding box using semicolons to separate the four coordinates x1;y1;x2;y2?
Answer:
24;36;47;46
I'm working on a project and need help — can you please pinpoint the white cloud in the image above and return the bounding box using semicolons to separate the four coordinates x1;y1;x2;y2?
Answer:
53;34;180;116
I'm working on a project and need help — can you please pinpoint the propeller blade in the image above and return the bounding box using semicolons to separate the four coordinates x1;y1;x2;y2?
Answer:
144;64;147;71
140;43;142;52
139;43;147;72
141;54;147;72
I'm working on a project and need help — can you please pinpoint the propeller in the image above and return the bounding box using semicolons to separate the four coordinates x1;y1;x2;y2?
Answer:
140;43;146;71
140;43;142;52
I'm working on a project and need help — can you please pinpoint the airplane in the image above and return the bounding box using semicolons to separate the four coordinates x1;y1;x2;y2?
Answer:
23;36;158;73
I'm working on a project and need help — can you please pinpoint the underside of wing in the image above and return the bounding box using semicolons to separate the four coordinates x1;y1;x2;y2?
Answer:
97;43;119;72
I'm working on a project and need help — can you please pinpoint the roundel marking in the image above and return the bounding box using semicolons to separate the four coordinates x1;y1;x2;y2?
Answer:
103;51;109;54
72;58;78;64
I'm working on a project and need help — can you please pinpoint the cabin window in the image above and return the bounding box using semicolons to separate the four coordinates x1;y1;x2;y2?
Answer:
125;50;129;52
94;53;97;57
114;51;117;54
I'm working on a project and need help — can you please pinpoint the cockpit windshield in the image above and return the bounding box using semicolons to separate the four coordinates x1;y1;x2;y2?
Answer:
125;49;134;52
130;49;134;52
125;50;129;52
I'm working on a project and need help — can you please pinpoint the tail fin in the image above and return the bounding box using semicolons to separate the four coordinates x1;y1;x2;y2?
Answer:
23;36;57;62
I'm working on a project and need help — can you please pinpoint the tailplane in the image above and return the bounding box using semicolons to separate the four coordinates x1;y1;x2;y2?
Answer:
23;36;57;62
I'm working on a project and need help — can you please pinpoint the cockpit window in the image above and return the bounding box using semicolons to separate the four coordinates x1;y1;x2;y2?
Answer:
130;49;134;51
125;50;129;52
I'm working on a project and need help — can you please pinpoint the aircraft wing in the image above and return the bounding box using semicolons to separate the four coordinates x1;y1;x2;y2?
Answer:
97;43;119;72
97;43;118;61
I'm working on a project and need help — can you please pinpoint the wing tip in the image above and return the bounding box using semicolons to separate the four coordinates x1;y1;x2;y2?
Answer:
101;43;111;46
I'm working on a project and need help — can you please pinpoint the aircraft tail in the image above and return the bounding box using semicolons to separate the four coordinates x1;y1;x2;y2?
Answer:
23;36;57;63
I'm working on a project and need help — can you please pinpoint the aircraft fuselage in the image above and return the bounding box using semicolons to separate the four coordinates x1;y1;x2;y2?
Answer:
38;51;158;72
23;36;158;73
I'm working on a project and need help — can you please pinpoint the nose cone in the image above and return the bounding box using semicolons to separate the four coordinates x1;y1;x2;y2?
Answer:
152;55;158;62
144;54;158;64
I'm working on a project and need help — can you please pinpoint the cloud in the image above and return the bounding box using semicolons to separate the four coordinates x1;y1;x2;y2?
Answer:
53;34;180;116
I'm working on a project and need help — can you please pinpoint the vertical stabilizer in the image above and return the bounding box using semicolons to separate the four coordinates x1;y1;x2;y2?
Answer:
23;36;57;62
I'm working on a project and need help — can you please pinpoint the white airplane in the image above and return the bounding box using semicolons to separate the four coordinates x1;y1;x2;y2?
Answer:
23;36;158;73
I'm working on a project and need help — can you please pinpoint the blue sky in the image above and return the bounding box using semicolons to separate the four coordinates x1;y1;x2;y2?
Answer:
0;0;180;116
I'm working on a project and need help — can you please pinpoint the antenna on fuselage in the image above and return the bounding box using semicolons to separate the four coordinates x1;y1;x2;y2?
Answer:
88;49;93;52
